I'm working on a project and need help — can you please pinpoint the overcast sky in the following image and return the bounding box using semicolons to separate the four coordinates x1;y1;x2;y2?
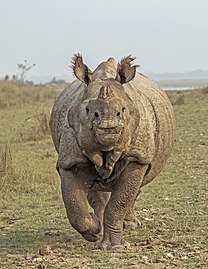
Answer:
0;0;208;79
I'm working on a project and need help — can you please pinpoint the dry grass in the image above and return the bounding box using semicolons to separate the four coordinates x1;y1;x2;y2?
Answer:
21;110;51;141
0;143;13;178
0;82;207;268
0;80;58;108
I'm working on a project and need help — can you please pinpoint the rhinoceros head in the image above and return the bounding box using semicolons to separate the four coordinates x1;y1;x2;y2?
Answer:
69;54;139;149
83;83;128;146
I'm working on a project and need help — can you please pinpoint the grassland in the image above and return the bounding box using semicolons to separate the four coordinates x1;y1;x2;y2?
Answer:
0;80;207;269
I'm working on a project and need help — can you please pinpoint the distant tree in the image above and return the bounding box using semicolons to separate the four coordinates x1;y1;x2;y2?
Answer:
12;74;18;81
50;77;66;84
4;75;9;81
50;77;57;83
17;60;36;82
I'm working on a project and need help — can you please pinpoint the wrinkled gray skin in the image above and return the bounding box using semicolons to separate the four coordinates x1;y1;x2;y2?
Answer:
50;54;175;249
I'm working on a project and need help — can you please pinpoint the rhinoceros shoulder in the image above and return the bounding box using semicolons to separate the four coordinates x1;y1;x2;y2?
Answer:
57;122;88;170
50;80;85;152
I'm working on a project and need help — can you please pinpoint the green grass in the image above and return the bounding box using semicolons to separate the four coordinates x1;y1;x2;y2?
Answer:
0;81;207;268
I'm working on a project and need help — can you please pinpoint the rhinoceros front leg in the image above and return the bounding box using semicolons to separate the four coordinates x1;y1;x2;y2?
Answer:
59;168;101;242
98;162;148;249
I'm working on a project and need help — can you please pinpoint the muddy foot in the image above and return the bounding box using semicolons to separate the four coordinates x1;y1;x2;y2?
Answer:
97;239;110;250
98;239;130;250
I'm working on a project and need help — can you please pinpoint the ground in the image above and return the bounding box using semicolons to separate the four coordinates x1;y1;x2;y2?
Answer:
0;81;207;268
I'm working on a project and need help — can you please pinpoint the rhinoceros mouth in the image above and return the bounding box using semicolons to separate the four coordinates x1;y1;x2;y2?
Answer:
95;127;121;135
93;126;122;145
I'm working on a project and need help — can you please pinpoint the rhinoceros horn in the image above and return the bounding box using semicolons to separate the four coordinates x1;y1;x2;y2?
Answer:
98;86;115;100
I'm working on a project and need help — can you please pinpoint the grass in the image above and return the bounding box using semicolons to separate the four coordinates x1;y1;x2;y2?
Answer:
0;80;207;268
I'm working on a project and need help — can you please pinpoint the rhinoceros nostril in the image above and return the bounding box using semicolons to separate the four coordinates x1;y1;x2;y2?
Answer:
117;112;120;117
95;112;99;118
86;107;89;114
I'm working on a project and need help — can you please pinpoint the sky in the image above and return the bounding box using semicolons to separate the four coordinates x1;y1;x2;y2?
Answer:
0;0;208;80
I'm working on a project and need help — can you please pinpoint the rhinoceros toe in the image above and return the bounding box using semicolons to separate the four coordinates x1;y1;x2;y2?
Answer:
80;229;100;242
98;238;130;250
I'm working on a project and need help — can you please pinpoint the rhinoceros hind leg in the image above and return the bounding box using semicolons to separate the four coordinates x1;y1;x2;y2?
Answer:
87;190;110;234
124;189;142;229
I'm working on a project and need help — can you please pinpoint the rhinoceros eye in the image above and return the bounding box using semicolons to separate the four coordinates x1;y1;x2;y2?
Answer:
122;107;125;112
86;107;89;114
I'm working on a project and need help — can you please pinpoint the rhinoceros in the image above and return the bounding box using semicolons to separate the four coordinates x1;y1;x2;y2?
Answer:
50;54;175;249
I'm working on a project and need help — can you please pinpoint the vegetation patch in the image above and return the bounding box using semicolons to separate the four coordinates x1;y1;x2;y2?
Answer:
0;81;207;268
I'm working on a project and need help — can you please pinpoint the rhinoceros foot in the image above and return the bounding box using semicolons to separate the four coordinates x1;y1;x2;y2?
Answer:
80;230;100;242
80;212;101;242
98;238;130;251
112;240;130;251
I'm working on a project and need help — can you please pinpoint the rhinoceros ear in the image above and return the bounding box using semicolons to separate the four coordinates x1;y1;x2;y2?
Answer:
115;55;139;84
71;53;93;85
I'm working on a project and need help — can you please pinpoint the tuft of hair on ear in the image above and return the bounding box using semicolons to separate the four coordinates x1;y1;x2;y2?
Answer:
70;53;93;85
116;55;140;84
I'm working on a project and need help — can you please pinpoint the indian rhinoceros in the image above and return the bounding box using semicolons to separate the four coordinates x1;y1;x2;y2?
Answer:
50;54;175;249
